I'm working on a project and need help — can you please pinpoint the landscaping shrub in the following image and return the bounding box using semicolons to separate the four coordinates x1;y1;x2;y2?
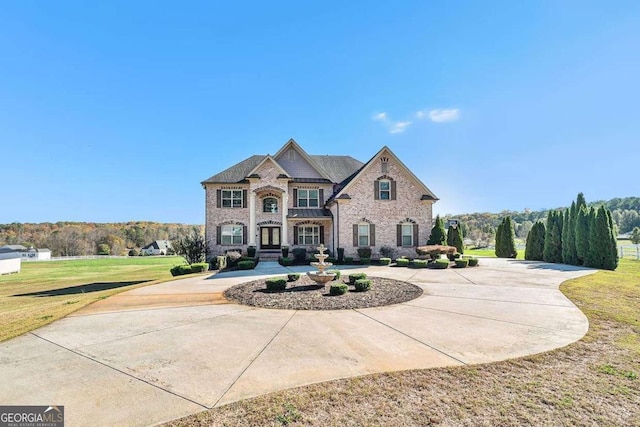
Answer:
395;258;410;267
128;249;139;256
431;259;450;269
265;277;287;291
329;283;349;296
360;258;371;265
337;247;345;262
247;246;256;257
280;257;293;266
281;246;289;258
170;265;193;276
190;262;209;273
354;279;372;292
447;224;464;254
379;246;395;259
326;270;341;281
379;257;392;265
447;253;462;261
287;273;300;282
326;257;337;264
413;259;428;268
427;215;447;245
416;245;457;260
357;247;372;259
215;255;227;270
344;257;354;264
226;250;242;267
291;247;307;263
455;259;469;268
348;272;367;285
468;257;479;267
238;260;256;270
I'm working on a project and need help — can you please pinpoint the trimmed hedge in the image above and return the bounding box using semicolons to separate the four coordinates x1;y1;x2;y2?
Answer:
431;259;450;269
330;283;349;296
344;257;354;264
360;258;371;265
468;258;479;267
265;277;287;291
348;272;367;285
379;257;392;265
412;259;429;268
287;273;300;282
191;263;209;273
354;279;371;292
238;260;256;270
170;265;192;276
454;259;469;268
357;247;372;259
395;258;410;267
280;257;293;266
326;270;341;281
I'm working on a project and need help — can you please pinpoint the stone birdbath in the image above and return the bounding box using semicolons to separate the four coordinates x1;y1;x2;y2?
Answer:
307;244;337;284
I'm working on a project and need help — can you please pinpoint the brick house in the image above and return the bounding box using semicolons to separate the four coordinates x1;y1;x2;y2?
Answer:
201;139;438;258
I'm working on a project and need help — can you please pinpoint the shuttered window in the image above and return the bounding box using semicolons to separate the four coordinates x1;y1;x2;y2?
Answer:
221;190;244;208
221;225;243;245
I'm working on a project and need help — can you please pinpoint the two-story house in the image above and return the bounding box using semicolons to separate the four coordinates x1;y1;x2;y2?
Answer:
201;139;438;258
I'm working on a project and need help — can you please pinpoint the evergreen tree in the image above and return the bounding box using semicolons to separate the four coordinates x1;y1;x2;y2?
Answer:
543;210;563;263
566;201;578;265
576;192;587;211
496;217;517;258
575;206;591;265
604;207;619;270
561;208;571;264
525;221;545;261
631;227;640;245
427;215;447;245
585;208;601;268
447;225;464;254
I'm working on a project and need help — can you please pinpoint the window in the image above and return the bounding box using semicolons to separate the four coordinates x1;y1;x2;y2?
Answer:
297;189;319;207
263;197;278;213
221;225;243;245
222;190;243;208
298;225;320;245
402;223;413;246
358;223;370;246
379;180;390;200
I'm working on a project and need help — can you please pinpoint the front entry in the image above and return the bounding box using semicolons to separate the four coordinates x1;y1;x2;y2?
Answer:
260;226;281;249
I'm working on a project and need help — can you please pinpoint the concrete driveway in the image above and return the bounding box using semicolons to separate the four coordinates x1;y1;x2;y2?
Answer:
0;259;594;426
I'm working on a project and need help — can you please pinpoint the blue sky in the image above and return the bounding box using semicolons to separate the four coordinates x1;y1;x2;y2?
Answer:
1;1;638;224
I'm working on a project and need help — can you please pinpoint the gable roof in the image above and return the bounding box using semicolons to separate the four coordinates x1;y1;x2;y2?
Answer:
142;240;171;250
245;155;291;179
330;146;438;202
273;139;332;180
201;155;266;184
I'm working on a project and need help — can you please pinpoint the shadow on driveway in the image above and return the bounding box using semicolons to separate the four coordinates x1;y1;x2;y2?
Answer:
13;281;150;297
506;260;593;272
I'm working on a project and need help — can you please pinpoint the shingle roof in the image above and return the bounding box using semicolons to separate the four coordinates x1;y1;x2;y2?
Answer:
287;208;333;219
310;155;364;183
201;155;266;184
0;245;27;253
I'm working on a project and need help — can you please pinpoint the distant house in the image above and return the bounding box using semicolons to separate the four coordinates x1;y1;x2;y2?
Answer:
0;245;27;254
142;240;172;256
0;245;51;261
0;252;21;274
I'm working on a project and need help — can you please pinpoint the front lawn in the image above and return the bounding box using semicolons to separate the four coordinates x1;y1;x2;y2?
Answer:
465;247;526;259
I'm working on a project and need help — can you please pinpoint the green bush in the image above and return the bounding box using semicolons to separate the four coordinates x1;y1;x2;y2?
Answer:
281;246;289;258
379;257;392;265
395;258;410;267
431;259;450;269
216;255;227;270
357;247;372;259
344;257;354;264
238;260;256;270
128;249;139;256
326;270;341;281
329;283;349;296
354;279;371;292
247;246;256;257
360;258;371;265
326;257;337;264
348;272;367;285
280;257;293;266
454;259;469;268
413;259;428;268
468;258;479;267
191;262;209;273
266;277;287;291
380;246;395;259
291;247;307;263
337;247;345;262
170;265;193;276
287;273;300;282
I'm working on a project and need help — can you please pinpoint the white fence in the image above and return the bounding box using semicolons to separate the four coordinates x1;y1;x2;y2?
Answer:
618;245;640;260
21;255;131;262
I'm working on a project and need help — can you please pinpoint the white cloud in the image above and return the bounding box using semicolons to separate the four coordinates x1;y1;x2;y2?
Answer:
389;121;412;134
427;108;460;123
415;110;426;119
373;112;387;121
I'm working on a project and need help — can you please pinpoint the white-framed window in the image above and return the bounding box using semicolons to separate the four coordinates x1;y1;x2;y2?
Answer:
358;223;370;246
297;189;319;207
222;190;243;208
402;223;413;246
221;225;243;245
379;180;391;200
263;197;278;213
298;225;320;245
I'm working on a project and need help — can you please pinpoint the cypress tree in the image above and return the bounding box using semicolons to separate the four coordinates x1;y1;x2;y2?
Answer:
495;221;503;257
525;221;545;261
427;215;447;245
566;201;578;265
585;207;602;268
576;192;586;211
543;210;563;263
604;208;619;270
575;206;591;265
496;217;517;258
447;225;464;254
561;208;571;264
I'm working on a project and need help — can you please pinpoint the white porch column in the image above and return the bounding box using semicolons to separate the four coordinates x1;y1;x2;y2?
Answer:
249;191;256;246
281;192;288;245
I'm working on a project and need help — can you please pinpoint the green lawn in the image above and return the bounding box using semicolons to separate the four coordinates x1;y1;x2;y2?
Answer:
0;256;189;342
167;260;640;426
464;247;526;260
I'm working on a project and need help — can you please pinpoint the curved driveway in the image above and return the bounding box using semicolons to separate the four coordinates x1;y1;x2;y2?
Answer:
0;259;594;426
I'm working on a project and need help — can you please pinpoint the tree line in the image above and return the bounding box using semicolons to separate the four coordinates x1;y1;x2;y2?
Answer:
0;222;202;257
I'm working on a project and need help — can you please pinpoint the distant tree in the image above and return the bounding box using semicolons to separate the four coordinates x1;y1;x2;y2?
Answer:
97;243;111;255
631;227;640;245
525;221;545;261
495;217;517;258
543;210;563;263
172;227;207;265
427;215;447;245
575;206;591;265
446;225;464;254
128;249;139;256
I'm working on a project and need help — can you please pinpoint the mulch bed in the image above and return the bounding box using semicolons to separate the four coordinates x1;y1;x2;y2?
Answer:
223;275;423;310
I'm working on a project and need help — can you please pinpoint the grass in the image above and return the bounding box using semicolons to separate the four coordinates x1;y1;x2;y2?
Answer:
464;248;526;260
0;256;189;342
165;259;640;426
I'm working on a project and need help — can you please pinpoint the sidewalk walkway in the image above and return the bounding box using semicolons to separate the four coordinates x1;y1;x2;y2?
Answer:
0;259;595;426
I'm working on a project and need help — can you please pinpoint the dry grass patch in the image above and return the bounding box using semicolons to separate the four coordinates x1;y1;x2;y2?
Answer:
165;260;640;427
